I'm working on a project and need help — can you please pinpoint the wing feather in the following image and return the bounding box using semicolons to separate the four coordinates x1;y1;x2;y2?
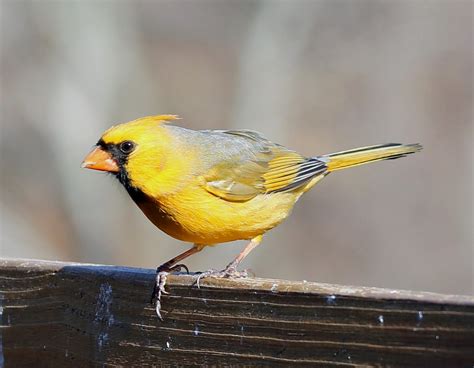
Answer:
202;130;327;202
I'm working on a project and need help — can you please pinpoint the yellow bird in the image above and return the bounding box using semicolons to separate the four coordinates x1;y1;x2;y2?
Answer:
82;115;422;317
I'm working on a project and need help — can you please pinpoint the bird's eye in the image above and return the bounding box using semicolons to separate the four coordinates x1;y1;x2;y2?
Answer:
119;141;135;154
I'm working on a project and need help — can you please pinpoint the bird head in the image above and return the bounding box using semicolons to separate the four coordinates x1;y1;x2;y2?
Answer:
82;115;183;198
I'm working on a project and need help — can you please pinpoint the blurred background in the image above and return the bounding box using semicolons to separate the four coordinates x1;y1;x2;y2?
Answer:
1;0;472;295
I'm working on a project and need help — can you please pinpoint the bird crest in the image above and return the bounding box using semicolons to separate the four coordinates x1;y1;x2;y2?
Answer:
129;114;181;125
150;114;181;124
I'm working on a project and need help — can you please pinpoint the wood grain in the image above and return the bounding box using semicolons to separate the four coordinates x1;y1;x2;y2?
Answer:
1;258;473;367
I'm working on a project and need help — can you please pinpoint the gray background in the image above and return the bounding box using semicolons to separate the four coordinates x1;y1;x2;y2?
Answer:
1;0;472;295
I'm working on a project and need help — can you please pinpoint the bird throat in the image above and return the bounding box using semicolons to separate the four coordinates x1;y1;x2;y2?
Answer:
115;166;149;204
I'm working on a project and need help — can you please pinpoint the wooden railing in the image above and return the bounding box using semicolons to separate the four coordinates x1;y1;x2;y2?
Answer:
1;258;473;367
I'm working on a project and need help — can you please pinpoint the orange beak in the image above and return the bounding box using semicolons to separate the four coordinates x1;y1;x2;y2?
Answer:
81;146;120;173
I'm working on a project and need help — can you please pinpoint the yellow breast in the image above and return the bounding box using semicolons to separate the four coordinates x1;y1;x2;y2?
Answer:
136;183;300;245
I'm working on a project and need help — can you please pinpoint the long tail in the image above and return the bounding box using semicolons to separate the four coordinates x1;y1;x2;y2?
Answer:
324;143;422;172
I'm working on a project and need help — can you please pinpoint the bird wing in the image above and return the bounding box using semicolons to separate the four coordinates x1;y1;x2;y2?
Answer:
201;130;327;202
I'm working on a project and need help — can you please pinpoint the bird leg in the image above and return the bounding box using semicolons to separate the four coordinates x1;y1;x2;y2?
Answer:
195;235;262;288
151;245;202;320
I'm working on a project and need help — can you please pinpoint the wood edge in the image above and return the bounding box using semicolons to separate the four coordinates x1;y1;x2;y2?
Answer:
1;257;473;305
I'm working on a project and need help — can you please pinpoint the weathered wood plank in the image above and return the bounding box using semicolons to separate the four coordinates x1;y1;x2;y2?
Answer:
1;258;473;367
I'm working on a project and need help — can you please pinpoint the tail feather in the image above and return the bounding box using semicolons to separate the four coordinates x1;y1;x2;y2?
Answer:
324;143;422;172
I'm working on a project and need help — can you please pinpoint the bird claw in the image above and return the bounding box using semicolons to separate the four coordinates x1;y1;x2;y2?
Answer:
151;263;190;320
172;263;190;274
153;270;169;320
193;265;250;289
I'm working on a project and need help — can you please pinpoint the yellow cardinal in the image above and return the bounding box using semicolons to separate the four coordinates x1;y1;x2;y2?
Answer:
82;115;421;317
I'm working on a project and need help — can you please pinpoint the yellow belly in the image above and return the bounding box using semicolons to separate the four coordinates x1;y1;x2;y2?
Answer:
136;185;299;245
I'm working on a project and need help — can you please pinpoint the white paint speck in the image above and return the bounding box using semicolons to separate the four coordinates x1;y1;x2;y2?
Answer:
95;283;113;325
94;283;114;352
378;315;384;324
435;335;439;340
270;284;278;293
97;333;108;349
193;326;200;336
0;306;4;326
326;295;336;305
166;341;171;349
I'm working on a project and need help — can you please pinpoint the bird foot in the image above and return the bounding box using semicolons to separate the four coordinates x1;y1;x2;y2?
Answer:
194;264;249;289
150;263;189;320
